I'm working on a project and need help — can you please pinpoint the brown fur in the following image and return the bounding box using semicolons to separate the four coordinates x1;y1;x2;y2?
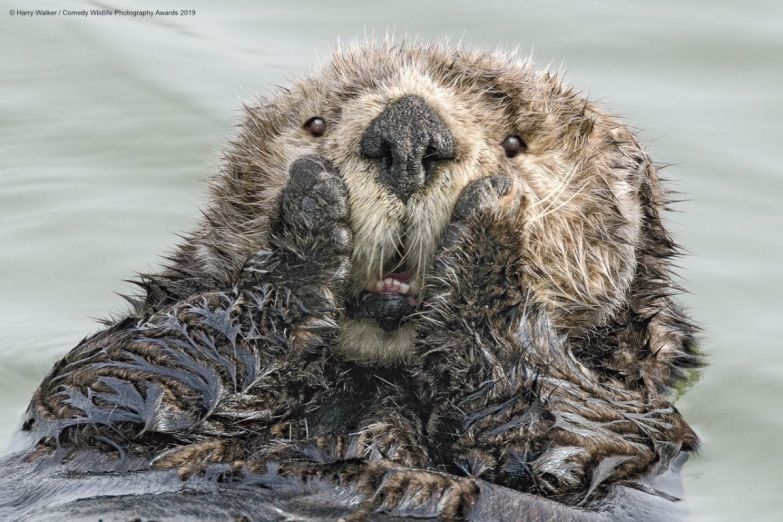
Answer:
131;42;696;383
23;42;700;519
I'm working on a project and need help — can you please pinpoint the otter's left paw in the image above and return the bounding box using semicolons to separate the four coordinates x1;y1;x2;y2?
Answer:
453;175;513;220
424;175;526;313
440;175;517;250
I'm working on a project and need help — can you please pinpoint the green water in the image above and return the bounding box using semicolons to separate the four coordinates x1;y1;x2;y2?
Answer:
1;1;780;520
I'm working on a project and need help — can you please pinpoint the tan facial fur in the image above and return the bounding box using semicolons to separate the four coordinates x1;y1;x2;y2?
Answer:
188;42;665;366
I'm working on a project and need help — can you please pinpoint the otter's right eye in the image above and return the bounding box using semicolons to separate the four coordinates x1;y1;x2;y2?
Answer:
501;135;527;158
304;117;326;137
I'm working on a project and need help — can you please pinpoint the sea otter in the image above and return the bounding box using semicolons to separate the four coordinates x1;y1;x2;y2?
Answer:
2;43;700;521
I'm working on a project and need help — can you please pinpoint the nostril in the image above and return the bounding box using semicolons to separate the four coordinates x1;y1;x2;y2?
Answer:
421;145;438;176
380;141;394;172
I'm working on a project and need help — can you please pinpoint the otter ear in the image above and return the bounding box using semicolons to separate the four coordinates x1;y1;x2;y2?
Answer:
626;152;701;394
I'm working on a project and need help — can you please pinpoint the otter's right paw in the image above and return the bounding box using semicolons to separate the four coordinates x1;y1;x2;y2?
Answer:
279;155;350;237
239;156;352;351
243;155;352;286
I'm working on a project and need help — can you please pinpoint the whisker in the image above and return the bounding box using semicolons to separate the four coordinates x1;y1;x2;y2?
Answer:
531;164;578;215
534;179;591;222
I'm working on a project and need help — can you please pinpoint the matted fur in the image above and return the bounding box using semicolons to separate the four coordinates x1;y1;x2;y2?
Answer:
20;41;701;518
130;42;695;381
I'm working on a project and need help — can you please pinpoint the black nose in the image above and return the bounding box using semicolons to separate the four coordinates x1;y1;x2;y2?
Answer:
360;95;455;202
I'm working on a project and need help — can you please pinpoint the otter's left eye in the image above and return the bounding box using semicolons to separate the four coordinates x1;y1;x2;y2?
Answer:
501;135;527;158
304;117;326;137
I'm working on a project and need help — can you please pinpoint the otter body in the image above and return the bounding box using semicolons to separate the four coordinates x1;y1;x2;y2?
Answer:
5;44;700;520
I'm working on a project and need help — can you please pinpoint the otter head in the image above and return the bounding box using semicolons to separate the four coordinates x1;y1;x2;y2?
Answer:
178;43;693;386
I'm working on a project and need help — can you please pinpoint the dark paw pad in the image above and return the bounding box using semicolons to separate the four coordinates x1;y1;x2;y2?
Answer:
438;176;513;250
281;155;348;229
452;175;512;222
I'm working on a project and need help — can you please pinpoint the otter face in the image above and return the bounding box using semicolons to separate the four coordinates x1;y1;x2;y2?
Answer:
210;44;670;365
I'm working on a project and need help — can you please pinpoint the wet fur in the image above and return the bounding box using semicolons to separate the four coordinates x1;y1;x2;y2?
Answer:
22;42;700;519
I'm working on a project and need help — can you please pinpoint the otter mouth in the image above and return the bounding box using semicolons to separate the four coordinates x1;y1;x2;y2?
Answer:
345;258;420;331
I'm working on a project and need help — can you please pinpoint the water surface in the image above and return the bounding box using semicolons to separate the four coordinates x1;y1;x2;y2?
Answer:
1;1;781;520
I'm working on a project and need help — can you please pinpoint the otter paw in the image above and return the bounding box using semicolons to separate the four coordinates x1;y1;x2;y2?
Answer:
423;174;528;318
441;175;516;249
453;175;513;221
242;155;352;287
281;155;349;232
